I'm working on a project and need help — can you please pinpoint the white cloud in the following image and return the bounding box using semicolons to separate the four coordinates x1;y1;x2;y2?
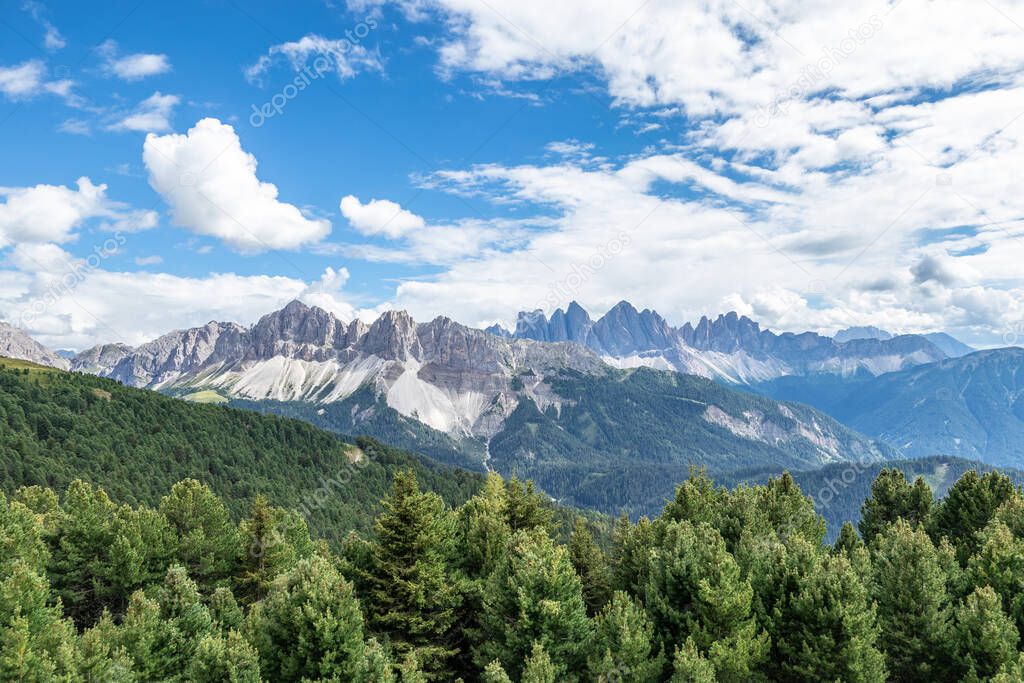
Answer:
0;60;46;99
134;255;163;266
2;266;343;350
21;1;64;50
340;195;425;237
58;118;90;135
98;40;171;80
143;118;332;253
0;177;158;248
245;33;383;83
108;92;179;133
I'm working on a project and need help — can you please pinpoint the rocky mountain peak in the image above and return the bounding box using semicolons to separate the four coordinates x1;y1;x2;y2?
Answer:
0;322;70;369
361;310;421;360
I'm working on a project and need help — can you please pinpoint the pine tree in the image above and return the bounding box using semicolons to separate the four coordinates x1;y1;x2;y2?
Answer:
644;520;767;682
968;519;1024;637
858;469;932;543
187;630;262;682
476;528;592;681
588;591;664;682
0;493;48;578
869;519;953;679
247;555;378;681
455;473;511;579
0;562;80;681
670;639;717;682
235;495;314;604
783;552;887;682
929;470;1017;563
504;476;554;533
113;565;216;679
950;586;1020;682
521;642;560;683
610;514;656;598
569;518;612;615
159;478;240;591
364;470;460;680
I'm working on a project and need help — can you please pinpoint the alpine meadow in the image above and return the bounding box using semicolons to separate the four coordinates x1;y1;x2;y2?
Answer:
3;1;1024;681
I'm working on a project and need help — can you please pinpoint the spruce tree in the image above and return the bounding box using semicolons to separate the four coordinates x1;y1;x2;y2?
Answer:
247;555;379;681
364;470;460;680
869;519;953;679
951;586;1020;682
858;469;932;543
644;520;767;681
569;518;612;615
587;591;664;682
929;470;1017;563
476;528;592;680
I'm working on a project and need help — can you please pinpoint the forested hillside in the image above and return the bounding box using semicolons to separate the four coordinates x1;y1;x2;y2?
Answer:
0;359;482;541
5;462;1024;681
237;367;892;518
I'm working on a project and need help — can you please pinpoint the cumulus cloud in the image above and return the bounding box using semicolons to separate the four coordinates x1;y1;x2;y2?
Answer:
245;33;383;84
1;266;341;350
98;40;171;80
143;118;332;253
339;195;425;237
0;177;158;248
108;92;179;133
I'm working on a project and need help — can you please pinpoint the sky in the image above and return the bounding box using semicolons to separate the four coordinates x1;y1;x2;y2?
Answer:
2;0;1024;351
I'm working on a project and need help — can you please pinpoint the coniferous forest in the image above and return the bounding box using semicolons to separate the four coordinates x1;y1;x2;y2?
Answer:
4;463;1024;682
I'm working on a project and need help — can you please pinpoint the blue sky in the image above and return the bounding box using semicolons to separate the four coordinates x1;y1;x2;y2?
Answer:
2;0;1024;349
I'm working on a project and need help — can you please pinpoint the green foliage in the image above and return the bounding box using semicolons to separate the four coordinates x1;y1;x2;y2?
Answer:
476;528;591;681
930;470;1019;563
869;520;953;679
568;518;612;615
0;365;483;546
588;591;664;682
2;390;1024;683
858;468;932;543
644;521;767;681
247;555;381;682
951;586;1020;681
363;470;461;679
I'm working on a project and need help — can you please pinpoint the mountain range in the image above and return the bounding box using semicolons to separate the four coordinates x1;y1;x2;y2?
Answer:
2;298;1019;515
496;301;966;383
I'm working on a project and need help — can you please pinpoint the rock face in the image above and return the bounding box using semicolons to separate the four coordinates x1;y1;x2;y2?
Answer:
504;301;950;383
76;300;605;438
0;322;70;369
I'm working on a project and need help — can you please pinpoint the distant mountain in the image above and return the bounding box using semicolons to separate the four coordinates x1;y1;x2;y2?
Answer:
505;301;948;383
923;332;976;358
69;300;890;515
0;321;70;369
834;325;893;342
756;348;1024;468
